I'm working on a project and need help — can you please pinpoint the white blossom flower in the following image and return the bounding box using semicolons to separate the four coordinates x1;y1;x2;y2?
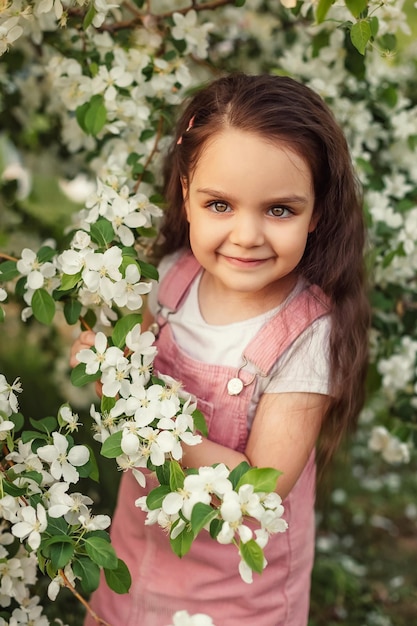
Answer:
104;195;148;245
126;324;156;355
0;17;23;55
0;375;22;414
12;504;48;550
0;495;19;524
112;264;152;310
100;354;131;397
82;246;123;295
76;331;124;375
48;564;76;601
45;482;74;518
171;11;213;58
6;440;46;478
167;610;215;626
368;426;411;464
92;65;133;102
156;413;202;459
78;512;111;531
6;594;49;625
37;432;89;483
16;249;56;290
59;405;81;432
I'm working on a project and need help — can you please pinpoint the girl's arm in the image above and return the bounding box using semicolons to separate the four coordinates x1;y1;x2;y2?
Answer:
182;391;328;500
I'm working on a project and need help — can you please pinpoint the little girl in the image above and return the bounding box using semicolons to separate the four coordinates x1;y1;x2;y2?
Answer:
73;73;370;626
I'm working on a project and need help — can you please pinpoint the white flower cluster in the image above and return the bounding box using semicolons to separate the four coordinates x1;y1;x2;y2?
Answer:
377;336;417;399
0;375;110;601
59;242;144;326
77;326;203;485
0;524;37;608
137;463;288;584
368;426;411;464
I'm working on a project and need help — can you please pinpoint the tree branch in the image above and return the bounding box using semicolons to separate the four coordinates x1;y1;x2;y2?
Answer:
60;569;114;626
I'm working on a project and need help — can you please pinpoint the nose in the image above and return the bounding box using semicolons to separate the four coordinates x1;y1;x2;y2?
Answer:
229;210;264;247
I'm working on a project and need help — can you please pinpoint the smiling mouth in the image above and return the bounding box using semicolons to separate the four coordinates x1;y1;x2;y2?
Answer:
221;254;270;267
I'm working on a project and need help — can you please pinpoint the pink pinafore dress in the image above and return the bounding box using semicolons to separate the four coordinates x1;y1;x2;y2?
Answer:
85;251;330;626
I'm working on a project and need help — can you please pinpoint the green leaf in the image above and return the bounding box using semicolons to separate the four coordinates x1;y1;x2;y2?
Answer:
169;460;185;492
20;470;43;485
139;129;155;142
64;299;82;325
86;95;107;135
192;409;208;438
369;15;379;37
73;556;101;594
239;539;264;574
46;516;70;536
83;2;97;29
209;518;222;539
155;461;171;486
101;395;116;413
70;363;101;387
100;431;123;458
170;525;194;557
378;33;396;52
112;314;142;349
84;537;118;569
236;467;281;493
76;94;107;136
345;0;367;18
1;481;27;497
37;246;57;263
137;259;159;281
315;0;335;23
0;307;4;322
21;430;48;445
58;272;82;291
31;288;56;324
350;20;372;55
190;502;218;537
89;218;115;247
228;461;251;489
49;540;75;570
10;412;24;432
79;445;100;482
146;484;171;510
104;558;132;594
0;260;19;282
29;415;57;434
234;0;246;6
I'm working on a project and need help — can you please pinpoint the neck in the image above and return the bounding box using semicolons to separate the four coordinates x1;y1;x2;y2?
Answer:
198;271;298;325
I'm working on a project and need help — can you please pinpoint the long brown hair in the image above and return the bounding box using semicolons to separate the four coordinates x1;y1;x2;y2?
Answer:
157;73;370;468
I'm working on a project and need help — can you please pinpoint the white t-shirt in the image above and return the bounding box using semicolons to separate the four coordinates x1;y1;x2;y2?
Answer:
148;252;331;426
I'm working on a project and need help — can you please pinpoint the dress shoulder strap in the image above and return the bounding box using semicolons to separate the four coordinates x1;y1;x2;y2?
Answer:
157;250;201;312
243;285;331;376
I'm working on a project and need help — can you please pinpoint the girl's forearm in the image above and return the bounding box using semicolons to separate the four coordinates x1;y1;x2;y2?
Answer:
181;437;249;470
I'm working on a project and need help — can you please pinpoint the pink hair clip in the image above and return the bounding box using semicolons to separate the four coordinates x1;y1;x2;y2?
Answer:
177;115;196;145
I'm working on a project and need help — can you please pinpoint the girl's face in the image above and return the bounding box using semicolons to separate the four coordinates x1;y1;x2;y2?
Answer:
182;128;317;308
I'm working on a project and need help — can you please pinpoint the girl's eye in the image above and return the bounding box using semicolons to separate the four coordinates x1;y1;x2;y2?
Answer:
208;201;230;213
268;206;292;218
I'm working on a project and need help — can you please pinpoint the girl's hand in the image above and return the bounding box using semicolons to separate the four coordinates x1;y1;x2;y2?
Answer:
69;330;96;368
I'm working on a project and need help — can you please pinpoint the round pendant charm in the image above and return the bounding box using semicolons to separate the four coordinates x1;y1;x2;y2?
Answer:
148;322;160;337
227;377;244;396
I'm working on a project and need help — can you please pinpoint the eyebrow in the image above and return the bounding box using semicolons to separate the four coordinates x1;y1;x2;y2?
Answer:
196;187;310;205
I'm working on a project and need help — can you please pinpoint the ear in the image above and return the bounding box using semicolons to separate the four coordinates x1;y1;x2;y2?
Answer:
308;211;319;233
181;176;190;222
